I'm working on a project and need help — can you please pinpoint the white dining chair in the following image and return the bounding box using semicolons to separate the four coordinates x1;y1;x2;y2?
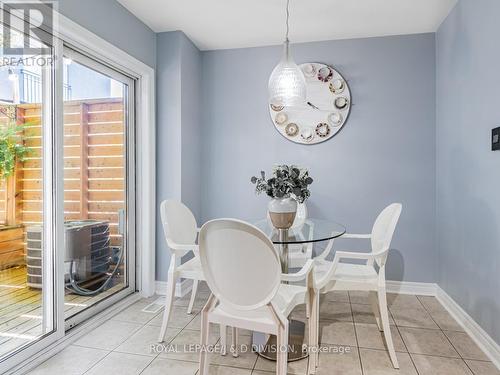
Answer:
157;200;206;342
309;203;402;371
198;219;316;375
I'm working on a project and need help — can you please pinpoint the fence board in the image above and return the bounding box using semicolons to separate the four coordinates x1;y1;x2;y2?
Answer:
88;134;123;145
1;100;127;265
88;168;123;179
88;145;123;157
88;111;123;123
88;191;124;201
89;157;123;168
15;100;126;245
88;179;124;190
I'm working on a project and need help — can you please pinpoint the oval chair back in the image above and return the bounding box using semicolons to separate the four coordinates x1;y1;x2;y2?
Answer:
160;200;198;256
199;219;281;311
371;203;402;255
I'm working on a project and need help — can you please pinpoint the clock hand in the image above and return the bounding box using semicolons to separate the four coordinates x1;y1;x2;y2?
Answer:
307;101;320;110
307;101;332;112
306;101;349;112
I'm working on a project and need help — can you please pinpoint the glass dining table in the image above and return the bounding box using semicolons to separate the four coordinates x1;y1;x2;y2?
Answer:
252;218;346;361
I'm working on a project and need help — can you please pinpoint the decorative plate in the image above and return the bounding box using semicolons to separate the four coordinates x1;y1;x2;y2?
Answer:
315;123;331;138
285;123;299;137
327;112;343;127
275;112;288;125
300;127;315;142
268;62;351;145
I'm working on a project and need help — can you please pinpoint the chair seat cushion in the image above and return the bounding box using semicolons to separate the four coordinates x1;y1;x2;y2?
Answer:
334;263;378;283
274;284;308;317
177;257;204;280
208;284;307;334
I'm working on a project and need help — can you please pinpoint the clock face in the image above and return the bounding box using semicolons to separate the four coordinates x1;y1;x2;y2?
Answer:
269;62;351;145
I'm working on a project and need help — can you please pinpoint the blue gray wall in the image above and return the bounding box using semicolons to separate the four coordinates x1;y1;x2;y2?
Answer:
58;0;156;68
156;31;202;281
201;34;437;283
436;0;500;344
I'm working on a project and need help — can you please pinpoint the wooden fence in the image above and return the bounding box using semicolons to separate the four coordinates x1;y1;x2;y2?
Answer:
0;98;125;268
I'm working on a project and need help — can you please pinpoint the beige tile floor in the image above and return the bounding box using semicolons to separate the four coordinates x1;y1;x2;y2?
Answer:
28;284;499;375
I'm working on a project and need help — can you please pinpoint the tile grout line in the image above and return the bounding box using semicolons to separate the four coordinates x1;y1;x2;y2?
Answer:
411;296;468;333
390;303;422;375
73;306;160;375
348;292;366;375
79;310;158;375
132;309;165;374
131;298;204;375
80;349;113;375
416;295;477;375
138;305;200;375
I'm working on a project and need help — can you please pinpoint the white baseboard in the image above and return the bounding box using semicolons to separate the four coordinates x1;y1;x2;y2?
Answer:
386;280;499;368
155;279;193;298
436;286;500;369
386;280;438;296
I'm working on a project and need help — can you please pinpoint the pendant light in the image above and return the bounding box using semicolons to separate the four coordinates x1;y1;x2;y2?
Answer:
268;0;306;107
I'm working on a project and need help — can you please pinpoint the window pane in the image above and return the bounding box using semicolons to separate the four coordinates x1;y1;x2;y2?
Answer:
62;56;128;320
0;39;54;359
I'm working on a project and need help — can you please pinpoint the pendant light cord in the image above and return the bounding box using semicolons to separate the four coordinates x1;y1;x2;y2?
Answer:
285;0;290;42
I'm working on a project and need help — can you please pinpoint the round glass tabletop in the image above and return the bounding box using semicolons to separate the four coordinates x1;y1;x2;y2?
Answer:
253;218;346;244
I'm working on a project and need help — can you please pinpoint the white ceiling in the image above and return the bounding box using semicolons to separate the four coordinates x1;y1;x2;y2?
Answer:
117;0;457;51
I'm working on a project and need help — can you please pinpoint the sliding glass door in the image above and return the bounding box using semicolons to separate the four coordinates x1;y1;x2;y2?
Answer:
0;18;62;371
61;46;136;328
0;20;137;370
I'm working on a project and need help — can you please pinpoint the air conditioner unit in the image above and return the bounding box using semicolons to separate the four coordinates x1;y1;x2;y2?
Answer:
26;220;111;289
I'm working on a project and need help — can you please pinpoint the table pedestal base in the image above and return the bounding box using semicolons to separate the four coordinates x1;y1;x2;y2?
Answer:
252;320;308;362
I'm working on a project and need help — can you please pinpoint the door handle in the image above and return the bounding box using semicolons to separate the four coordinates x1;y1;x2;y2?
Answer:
118;209;125;235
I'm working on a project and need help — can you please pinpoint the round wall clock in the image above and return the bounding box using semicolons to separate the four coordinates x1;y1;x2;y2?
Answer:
268;62;351;145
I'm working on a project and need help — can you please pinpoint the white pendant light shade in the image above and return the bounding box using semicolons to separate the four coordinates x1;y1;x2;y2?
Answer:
268;40;306;107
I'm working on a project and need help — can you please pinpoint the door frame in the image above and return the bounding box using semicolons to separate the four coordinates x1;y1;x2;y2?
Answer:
0;4;155;373
53;12;156;299
61;45;138;329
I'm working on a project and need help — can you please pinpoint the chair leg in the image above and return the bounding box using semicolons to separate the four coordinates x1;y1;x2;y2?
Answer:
220;325;227;356
231;327;239;357
378;289;399;369
199;309;210;375
187;279;199;315
276;328;282;375
314;292;320;370
306;292;311;319
281;321;289;375
369;291;383;331
308;291;319;374
276;324;288;375
157;272;176;343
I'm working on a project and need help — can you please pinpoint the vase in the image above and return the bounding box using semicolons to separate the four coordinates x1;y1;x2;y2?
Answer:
268;197;297;229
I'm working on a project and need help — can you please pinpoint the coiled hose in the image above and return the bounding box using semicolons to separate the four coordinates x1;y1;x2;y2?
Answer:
66;245;123;296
